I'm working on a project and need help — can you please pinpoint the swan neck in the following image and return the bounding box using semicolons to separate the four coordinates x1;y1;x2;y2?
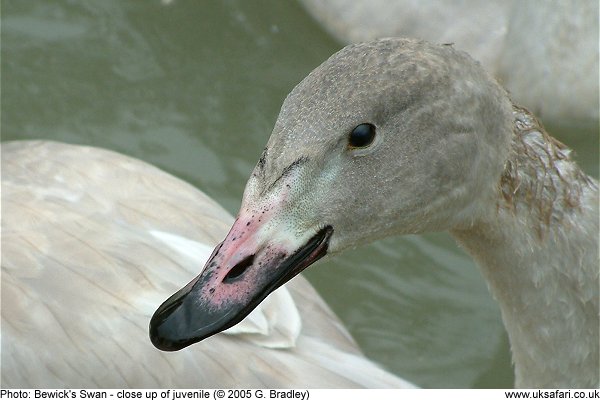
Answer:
451;106;599;388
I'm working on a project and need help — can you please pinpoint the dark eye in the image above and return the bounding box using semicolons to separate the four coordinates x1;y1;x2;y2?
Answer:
348;123;376;148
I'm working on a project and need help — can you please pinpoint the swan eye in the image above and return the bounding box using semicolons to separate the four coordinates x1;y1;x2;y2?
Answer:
348;123;376;148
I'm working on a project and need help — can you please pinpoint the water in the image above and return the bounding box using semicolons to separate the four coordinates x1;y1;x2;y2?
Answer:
2;0;598;388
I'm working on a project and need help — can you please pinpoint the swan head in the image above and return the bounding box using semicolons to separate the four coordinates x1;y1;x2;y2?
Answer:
150;38;513;351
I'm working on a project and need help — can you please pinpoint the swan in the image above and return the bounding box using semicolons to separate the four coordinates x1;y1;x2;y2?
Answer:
150;38;599;388
1;140;415;388
297;0;599;127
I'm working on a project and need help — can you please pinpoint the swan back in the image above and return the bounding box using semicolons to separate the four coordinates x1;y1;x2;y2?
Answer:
1;140;414;388
298;0;599;125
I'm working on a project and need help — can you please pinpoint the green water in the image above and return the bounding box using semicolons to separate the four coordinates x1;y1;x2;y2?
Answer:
2;0;598;388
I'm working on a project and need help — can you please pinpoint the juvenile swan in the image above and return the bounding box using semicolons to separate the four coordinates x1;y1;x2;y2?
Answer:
151;39;600;388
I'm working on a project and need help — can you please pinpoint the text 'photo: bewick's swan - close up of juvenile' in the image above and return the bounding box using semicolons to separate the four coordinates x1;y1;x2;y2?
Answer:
2;38;598;389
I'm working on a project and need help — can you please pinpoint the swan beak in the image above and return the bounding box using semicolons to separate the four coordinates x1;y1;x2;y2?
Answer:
149;215;333;351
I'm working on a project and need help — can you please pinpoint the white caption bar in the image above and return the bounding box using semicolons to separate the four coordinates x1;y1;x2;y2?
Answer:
0;389;599;400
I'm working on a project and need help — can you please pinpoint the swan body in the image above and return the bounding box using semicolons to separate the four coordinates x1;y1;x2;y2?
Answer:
298;0;599;127
1;140;415;388
151;39;599;388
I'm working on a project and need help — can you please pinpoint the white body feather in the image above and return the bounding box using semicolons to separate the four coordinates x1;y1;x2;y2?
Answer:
1;140;414;388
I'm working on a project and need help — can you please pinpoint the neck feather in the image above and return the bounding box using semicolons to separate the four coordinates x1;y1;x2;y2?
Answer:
452;106;599;388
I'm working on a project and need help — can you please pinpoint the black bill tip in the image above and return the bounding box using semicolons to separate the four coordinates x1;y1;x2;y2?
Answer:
149;226;333;351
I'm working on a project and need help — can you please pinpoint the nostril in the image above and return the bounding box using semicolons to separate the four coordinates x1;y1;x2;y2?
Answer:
223;254;255;283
